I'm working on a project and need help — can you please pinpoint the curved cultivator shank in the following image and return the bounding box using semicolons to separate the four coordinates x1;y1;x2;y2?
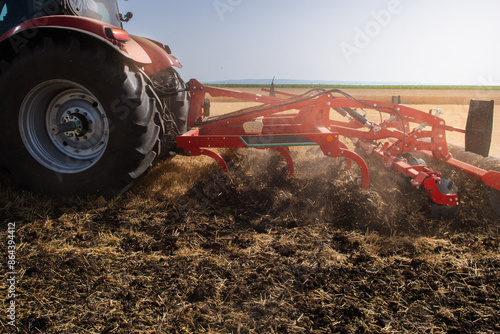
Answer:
176;80;500;218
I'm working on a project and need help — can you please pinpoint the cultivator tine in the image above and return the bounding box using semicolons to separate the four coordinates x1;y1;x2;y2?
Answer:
186;147;229;173
270;147;294;177
269;77;276;97
339;150;369;189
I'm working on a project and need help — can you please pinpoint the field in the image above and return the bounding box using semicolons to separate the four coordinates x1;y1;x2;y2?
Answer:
1;88;500;333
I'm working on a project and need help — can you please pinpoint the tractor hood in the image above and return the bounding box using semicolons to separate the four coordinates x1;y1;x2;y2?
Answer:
130;35;182;76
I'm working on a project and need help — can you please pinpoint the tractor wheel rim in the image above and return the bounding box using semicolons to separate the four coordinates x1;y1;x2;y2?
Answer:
19;80;109;174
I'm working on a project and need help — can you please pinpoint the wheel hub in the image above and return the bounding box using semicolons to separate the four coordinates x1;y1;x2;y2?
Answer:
46;89;109;161
20;80;109;174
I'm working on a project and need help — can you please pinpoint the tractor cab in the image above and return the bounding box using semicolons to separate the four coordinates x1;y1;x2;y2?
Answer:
66;0;122;27
0;0;123;37
0;1;38;36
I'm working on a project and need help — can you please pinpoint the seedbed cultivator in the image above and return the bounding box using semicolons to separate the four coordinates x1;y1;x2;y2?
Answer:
177;80;500;219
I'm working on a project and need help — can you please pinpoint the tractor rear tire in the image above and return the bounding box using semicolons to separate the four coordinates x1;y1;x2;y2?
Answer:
0;37;161;197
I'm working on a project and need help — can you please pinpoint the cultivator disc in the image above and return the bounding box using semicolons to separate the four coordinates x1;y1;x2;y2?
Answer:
430;179;461;219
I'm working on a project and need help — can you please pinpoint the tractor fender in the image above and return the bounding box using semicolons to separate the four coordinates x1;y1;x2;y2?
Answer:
130;35;182;76
0;15;151;65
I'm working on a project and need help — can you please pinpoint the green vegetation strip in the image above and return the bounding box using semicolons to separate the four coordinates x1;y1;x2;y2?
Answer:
207;84;500;90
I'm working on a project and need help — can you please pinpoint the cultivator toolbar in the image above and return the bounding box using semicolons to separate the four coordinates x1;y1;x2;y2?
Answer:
177;80;500;218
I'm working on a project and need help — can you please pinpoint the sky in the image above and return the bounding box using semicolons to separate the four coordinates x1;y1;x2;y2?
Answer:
116;0;500;85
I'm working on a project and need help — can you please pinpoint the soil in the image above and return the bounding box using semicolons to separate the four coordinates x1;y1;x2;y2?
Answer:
1;145;500;333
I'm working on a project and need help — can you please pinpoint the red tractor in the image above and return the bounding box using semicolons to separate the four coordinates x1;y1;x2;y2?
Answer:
0;0;188;196
0;0;499;218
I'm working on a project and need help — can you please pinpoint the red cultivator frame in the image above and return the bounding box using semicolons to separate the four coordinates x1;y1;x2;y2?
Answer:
177;80;500;218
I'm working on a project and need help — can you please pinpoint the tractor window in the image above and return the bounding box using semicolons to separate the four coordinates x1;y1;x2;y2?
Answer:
0;3;7;22
69;0;121;27
0;1;29;37
0;1;65;37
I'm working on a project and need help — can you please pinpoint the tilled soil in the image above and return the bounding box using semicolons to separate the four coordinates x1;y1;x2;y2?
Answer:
1;148;500;333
